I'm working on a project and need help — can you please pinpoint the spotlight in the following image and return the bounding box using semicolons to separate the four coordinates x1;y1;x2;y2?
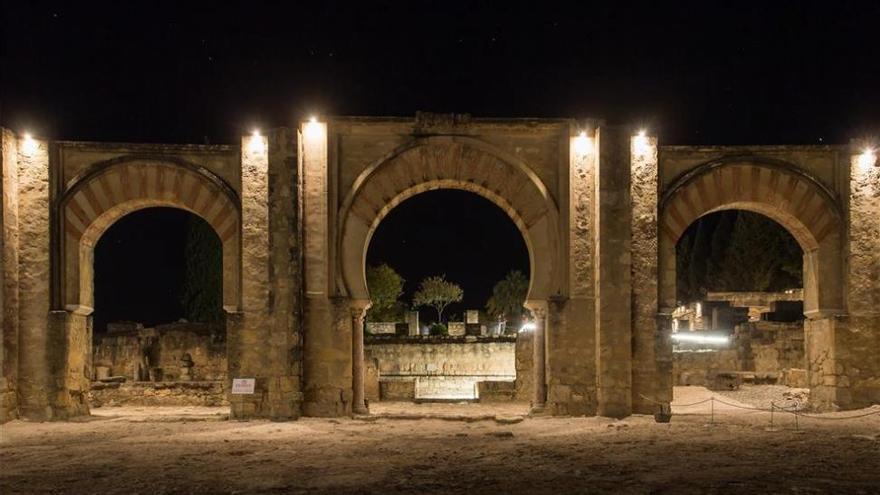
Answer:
304;117;325;140
248;129;266;154
858;147;877;169
633;129;650;156
573;131;593;155
21;132;38;156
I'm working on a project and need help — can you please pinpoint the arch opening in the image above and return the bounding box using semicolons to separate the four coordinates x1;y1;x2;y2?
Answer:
90;207;228;396
660;159;845;410
58;159;240;412
362;188;532;404
671;209;809;397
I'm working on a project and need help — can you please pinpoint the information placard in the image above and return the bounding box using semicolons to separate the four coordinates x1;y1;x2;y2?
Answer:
231;378;256;394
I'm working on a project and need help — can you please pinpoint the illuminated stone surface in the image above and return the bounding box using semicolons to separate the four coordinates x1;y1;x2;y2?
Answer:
0;115;877;421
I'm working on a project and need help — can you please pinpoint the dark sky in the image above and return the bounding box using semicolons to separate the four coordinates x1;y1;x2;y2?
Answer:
367;190;529;322
2;1;878;145
4;2;876;325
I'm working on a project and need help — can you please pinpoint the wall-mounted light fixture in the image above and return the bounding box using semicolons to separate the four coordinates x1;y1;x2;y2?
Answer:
304;116;325;140
632;129;651;157
573;130;594;156
248;129;266;154
858;147;877;169
21;132;38;156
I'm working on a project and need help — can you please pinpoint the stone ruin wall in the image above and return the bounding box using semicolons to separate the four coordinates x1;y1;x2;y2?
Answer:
92;323;227;382
364;336;523;401
674;321;807;388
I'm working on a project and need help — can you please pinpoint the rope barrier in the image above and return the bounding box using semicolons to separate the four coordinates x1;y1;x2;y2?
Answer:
639;392;880;427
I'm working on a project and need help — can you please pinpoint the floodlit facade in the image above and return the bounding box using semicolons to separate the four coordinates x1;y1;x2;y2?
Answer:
1;113;878;421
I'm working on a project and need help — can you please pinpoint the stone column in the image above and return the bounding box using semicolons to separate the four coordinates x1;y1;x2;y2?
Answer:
527;300;548;412
15;133;58;419
545;127;597;416
594;126;633;418
0;129;20;422
301;119;352;417
231;131;271;418
630;132;664;413
842;145;880;408
350;300;370;414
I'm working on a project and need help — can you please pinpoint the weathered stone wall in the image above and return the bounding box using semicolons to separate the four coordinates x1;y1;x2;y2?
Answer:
1;120;875;421
594;126;633;417
630;133;665;413
366;338;515;378
228;129;302;419
843;151;880;408
366;337;518;400
16;135;54;419
514;329;533;402
55;142;241;199
93;324;227;381
90;381;227;407
0;129;20;422
673;321;806;386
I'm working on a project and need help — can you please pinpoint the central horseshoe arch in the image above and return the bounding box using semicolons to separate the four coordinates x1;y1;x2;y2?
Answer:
337;137;561;304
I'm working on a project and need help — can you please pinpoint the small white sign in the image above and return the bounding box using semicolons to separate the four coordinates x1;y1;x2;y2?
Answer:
466;310;479;324
231;378;256;395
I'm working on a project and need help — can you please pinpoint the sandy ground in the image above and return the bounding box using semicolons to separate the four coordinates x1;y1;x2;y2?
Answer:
2;387;879;495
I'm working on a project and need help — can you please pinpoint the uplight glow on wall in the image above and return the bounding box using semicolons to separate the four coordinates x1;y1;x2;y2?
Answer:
248;129;266;154
858;147;877;169
304;116;325;140
20;132;38;156
573;131;594;155
519;322;537;333
671;332;729;345
632;129;650;156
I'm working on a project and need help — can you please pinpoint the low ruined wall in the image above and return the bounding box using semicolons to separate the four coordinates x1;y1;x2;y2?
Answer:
673;321;806;387
93;323;226;382
673;350;741;386
365;336;517;400
90;381;228;407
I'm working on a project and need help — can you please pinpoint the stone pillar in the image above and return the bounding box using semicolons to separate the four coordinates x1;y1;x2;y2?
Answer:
350;300;369;414
629;132;665;413
513;325;533;402
301;119;352;416
527;300;548;412
0;129;20;422
543;128;597;416
841;146;880;408
594;126;633;418
15;133;53;419
230;131;271;418
266;128;303;418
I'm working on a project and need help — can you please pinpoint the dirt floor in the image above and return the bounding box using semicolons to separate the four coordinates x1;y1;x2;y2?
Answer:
2;386;879;495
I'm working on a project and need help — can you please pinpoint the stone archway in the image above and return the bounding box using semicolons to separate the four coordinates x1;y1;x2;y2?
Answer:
60;157;241;313
336;137;561;413
49;157;241;417
338;137;560;303
658;156;845;408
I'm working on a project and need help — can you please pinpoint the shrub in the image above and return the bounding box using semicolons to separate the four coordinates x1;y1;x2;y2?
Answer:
428;323;448;336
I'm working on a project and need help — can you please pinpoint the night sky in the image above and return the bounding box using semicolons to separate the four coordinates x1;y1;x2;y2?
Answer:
2;1;877;325
367;190;529;322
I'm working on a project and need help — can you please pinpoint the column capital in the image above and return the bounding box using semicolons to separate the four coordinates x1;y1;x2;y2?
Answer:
525;299;548;319
348;299;371;322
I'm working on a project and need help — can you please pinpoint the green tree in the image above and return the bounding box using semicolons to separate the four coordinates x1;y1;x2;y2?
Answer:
365;264;405;321
413;275;463;323
486;270;529;328
715;211;802;292
181;215;223;323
